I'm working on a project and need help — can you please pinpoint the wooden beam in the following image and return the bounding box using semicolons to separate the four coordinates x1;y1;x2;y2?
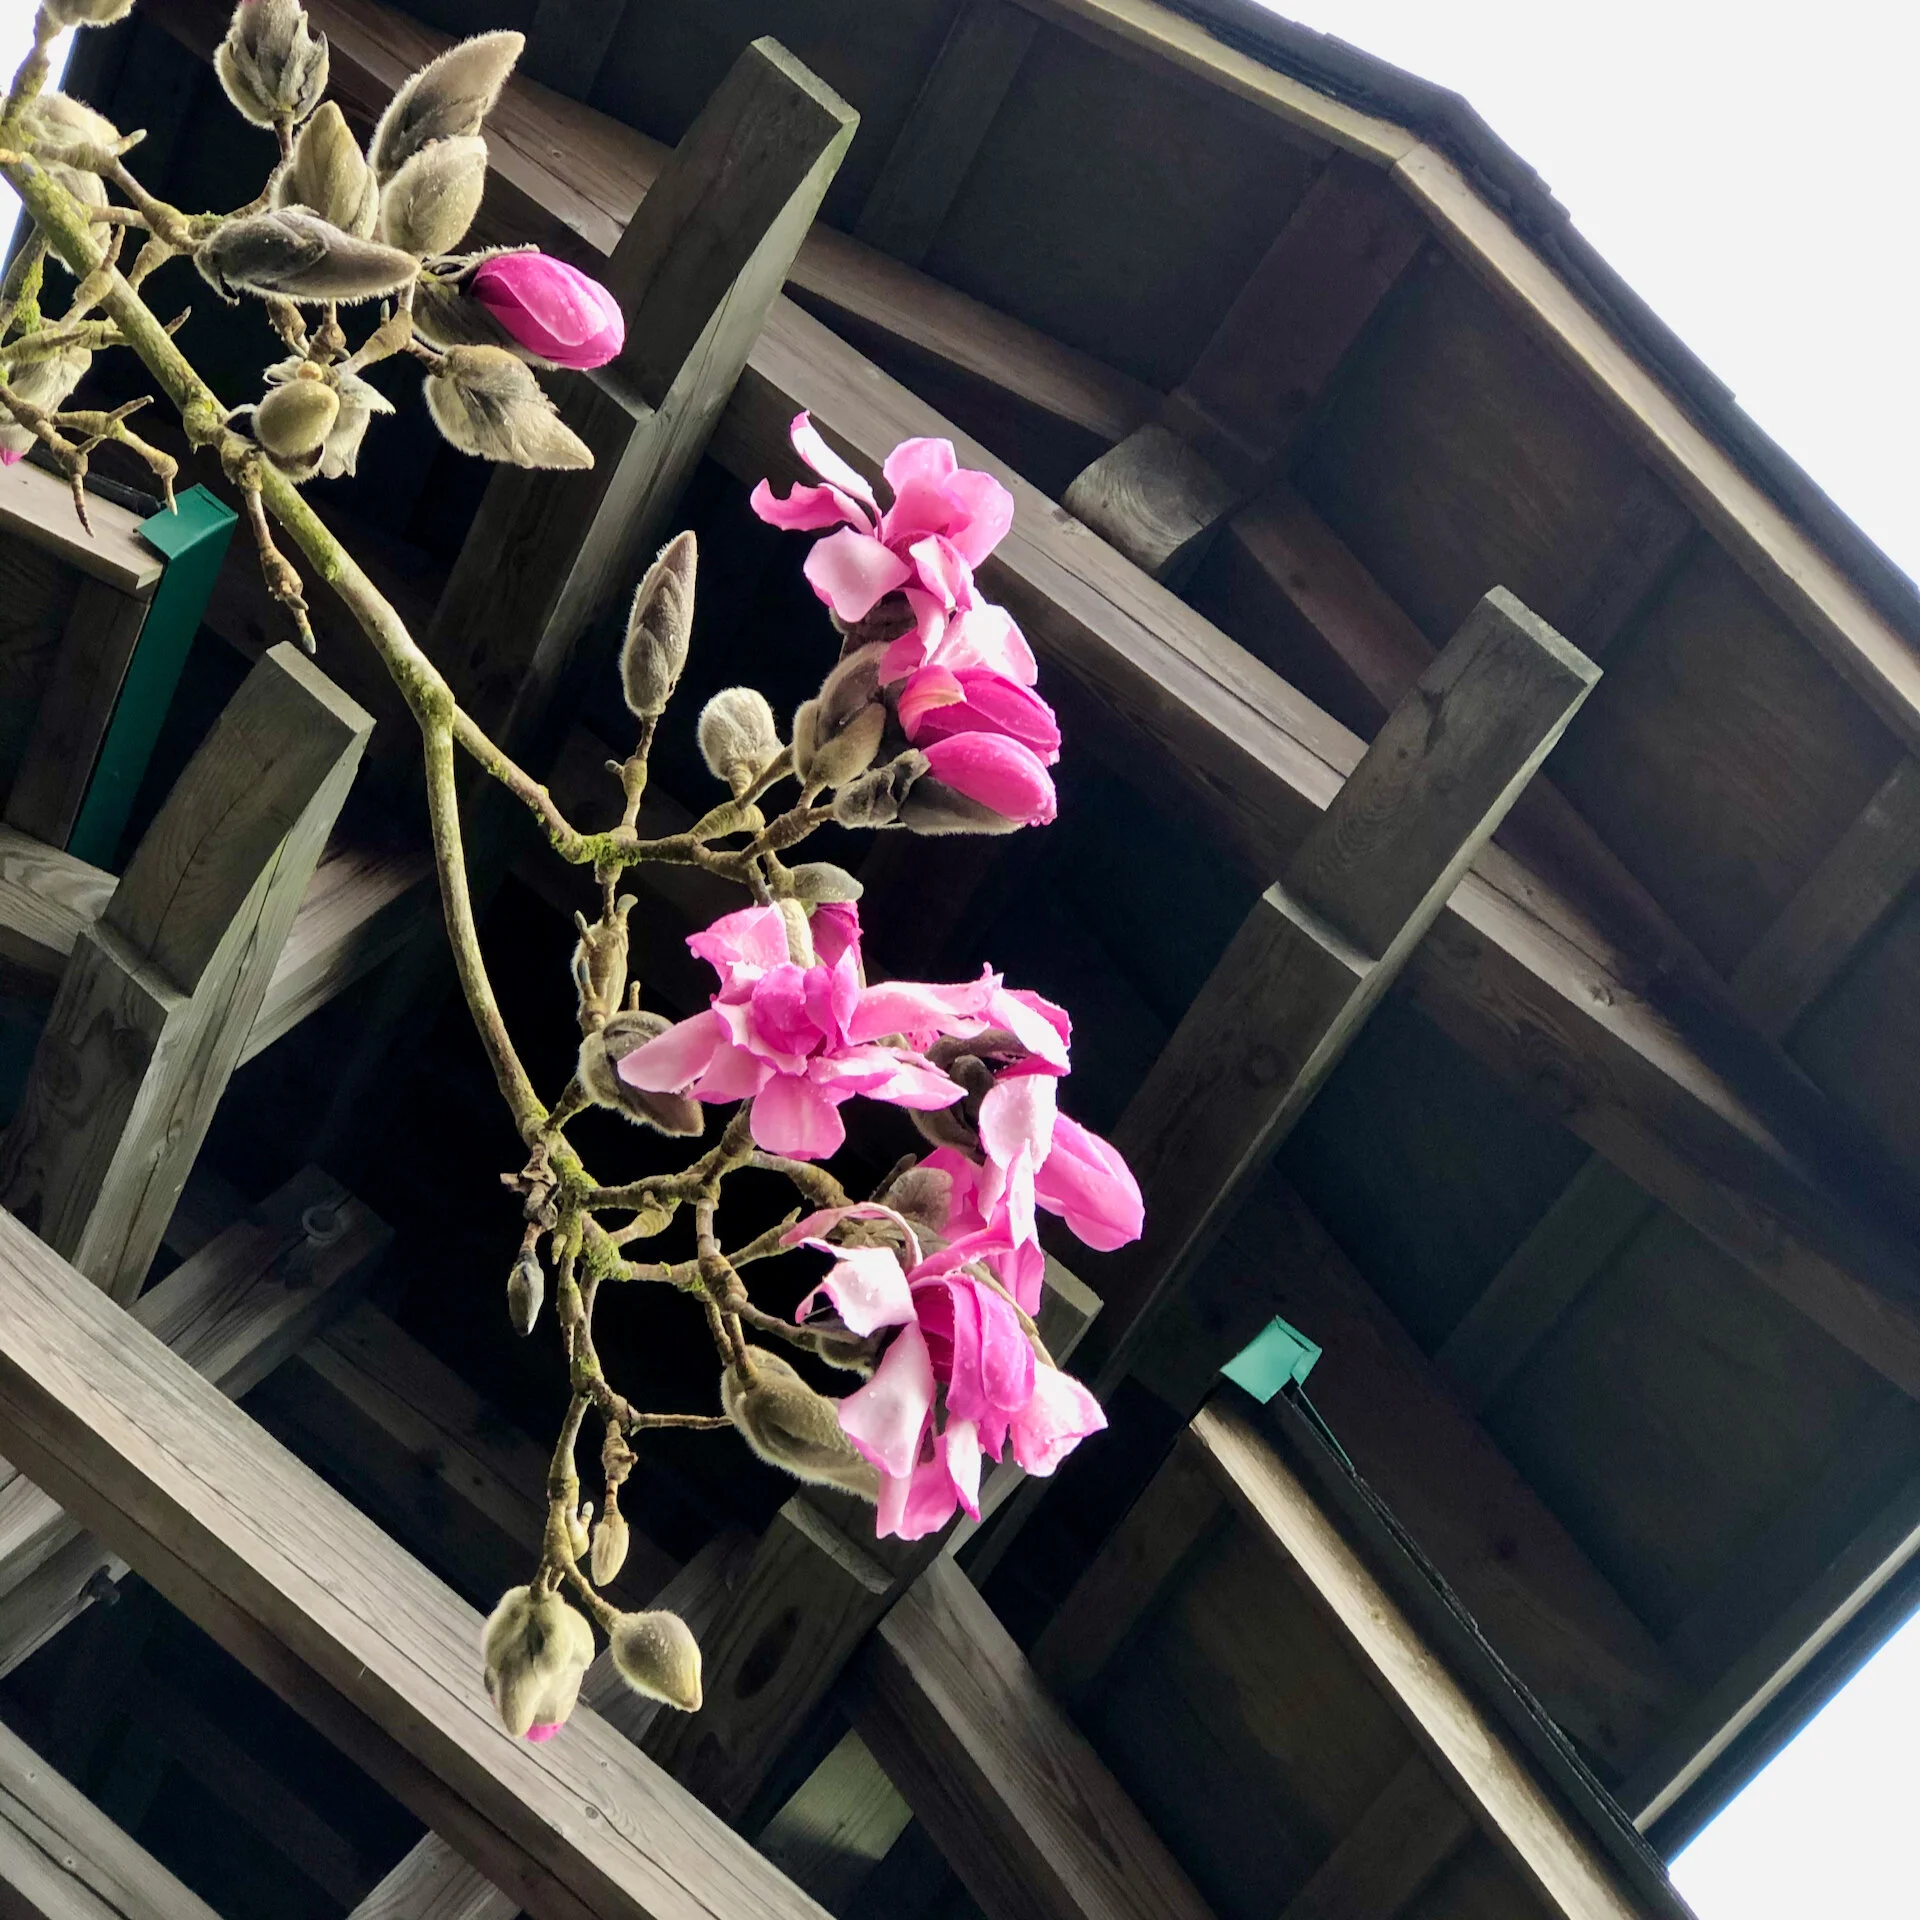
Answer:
1275;1757;1474;1920
1079;589;1596;1388
755;1729;914;1913
847;1557;1219;1920
0;460;161;596
0;646;370;1302
1064;153;1422;578
854;0;1037;266
0;1710;223;1920
0;1167;390;1676
0;1209;831;1920
1189;1399;1654;1920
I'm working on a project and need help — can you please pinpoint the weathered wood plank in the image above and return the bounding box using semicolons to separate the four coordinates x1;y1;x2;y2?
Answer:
0;646;371;1301
848;1557;1220;1920
0;461;160;598
1080;589;1596;1388
1061;423;1242;584
0;1711;222;1920
0;1207;832;1920
854;0;1037;266
1276;1757;1474;1920
1190;1401;1649;1920
756;1729;914;1912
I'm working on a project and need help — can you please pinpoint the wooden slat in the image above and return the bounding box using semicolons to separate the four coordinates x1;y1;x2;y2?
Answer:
0;1167;390;1675
0;462;161;597
0;646;371;1302
0;827;113;991
0;1711;222;1920
5;579;150;849
756;1730;915;1912
1276;1757;1474;1920
854;0;1037;266
0;1207;831;1920
1081;589;1596;1387
848;1557;1220;1920
1190;1401;1648;1920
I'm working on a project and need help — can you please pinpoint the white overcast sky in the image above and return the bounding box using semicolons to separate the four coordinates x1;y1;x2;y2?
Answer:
4;0;1918;1911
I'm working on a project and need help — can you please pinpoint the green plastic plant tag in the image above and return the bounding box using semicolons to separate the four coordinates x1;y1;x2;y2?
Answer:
1220;1315;1322;1403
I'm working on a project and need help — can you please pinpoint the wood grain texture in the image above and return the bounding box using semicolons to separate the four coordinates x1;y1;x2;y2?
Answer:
1190;1402;1647;1920
0;462;160;597
854;0;1036;266
756;1729;914;1911
4;579;150;849
0;1167;389;1671
0;1712;221;1920
849;1557;1220;1920
0;646;370;1301
1276;1757;1474;1920
1062;423;1243;583
0;1209;832;1920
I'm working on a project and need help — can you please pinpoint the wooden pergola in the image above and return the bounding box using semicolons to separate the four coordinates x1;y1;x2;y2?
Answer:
1;1;1917;1916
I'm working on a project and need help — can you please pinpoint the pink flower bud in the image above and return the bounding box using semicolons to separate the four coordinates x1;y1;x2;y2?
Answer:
918;734;1057;827
468;252;624;371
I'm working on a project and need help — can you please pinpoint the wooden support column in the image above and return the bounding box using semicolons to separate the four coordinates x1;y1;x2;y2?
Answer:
0;1167;390;1678
0;646;371;1301
0;1210;831;1920
846;1558;1219;1920
1077;588;1597;1390
1063;152;1423;580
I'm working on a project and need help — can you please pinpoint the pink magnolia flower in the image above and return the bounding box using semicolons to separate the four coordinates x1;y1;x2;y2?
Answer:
977;1071;1144;1258
786;1203;1105;1540
919;734;1057;826
469;253;625;371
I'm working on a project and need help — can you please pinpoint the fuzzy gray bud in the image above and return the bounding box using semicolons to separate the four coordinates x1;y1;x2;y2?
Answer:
252;365;339;474
424;346;591;468
272;103;377;236
590;1509;629;1587
697;687;779;792
216;0;328;129
609;1609;702;1712
793;642;891;792
507;1247;543;1336
481;1586;594;1738
579;1011;704;1136
723;1350;880;1501
785;861;863;905
879;1162;954;1244
831;749;926;830
621;532;695;720
41;0;134;30
370;31;523;179
15;94;115;211
196;209;418;303
410;265;520;352
899;779;1027;836
377;134;488;256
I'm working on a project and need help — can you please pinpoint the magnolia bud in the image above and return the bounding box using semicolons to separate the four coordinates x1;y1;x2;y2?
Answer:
507;1246;543;1335
15;94;115;211
697;687;780;791
0;346;89;461
215;0;329;129
879;1162;954;1243
423;346;591;469
609;1609;702;1712
570;910;629;1022
831;750;926;830
793;643;890;791
42;0;134;30
252;365;339;474
785;861;863;905
370;30;523;179
566;1502;592;1561
272;103;377;236
723;1350;880;1501
378;134;488;256
196;209;418;303
898;779;1028;836
831;593;918;654
621;532;695;720
481;1585;595;1740
589;1510;629;1586
579;1012;704;1136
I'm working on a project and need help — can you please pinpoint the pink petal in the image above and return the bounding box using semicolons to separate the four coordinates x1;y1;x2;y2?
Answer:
880;435;958;499
688;1042;773;1103
822;1049;966;1110
940;468;1015;566
0;447;23;468
875;1442;963;1541
749;478;864;532
839;1322;935;1479
783;1203;923;1267
524;1721;562;1744
804;529;913;622
688;905;792;978
796;1244;916;1336
1010;1364;1106;1477
618;1011;722;1092
904;533;973;615
907;671;1061;764
944;1417;983;1520
751;1071;847;1159
979;1072;1057;1177
791;411;879;519
846;977;990;1046
468;253;624;370
808;901;864;970
1034;1116;1145;1250
919;734;1057;826
937;603;1038;685
895;664;967;737
984;990;1071;1071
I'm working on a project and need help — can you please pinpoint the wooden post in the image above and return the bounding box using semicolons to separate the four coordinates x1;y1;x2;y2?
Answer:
1076;587;1598;1391
0;645;371;1302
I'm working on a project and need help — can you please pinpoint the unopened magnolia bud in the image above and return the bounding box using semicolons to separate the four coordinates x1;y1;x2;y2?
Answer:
590;1510;629;1586
273;103;377;236
196;209;417;303
832;750;927;830
410;266;520;352
424;346;591;469
215;0;328;129
723;1350;880;1501
15;94;115;211
481;1585;595;1739
793;643;890;790
252;367;339;473
507;1247;543;1335
371;30;523;179
569;909;629;1021
42;0;133;29
697;687;780;791
785;861;863;905
0;346;89;461
879;1162;954;1243
579;1012;704;1135
621;532;695;720
609;1609;702;1712
898;779;1027;836
378;134;488;256
831;593;918;654
566;1502;592;1560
